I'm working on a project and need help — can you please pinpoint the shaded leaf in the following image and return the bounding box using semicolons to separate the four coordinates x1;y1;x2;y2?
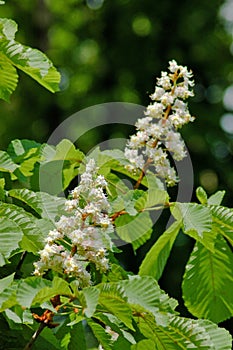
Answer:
0;217;23;262
88;320;113;350
115;211;153;247
0;201;48;253
9;188;66;221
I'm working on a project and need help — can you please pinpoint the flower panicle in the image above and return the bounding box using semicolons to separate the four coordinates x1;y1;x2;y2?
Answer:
34;159;113;288
124;60;195;186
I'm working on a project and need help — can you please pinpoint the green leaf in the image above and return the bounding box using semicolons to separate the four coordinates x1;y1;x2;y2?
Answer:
139;220;181;280
68;321;87;350
211;205;233;246
171;203;215;251
137;314;216;349
0;53;18;101
79;286;100;318
208;191;225;206
98;283;134;330
0;150;18;172
131;339;156;350
88;320;113;350
0;201;48;253
0;217;23;263
134;188;169;210
0;178;5;200
119;275;178;315
198;319;232;350
104;263;129;283
33;276;71;306
9;188;66;221
7;139;41;159
0;280;18;312
16;277;51;308
182;236;233;323
196;186;208;204
0;18;60;98
0;273;15;294
0;18;17;40
115;211;153;247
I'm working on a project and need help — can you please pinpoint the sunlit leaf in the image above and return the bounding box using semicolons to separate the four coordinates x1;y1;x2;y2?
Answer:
208;191;225;206
0;150;18;173
0;201;48;253
9;188;66;221
119;275;178;315
139;220;181;280
171;203;215;251
98;283;134;330
79;286;100;318
211;205;233;246
182;236;233;323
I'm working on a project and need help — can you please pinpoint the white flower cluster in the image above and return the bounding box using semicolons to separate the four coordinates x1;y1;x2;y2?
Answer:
34;159;113;288
125;60;195;186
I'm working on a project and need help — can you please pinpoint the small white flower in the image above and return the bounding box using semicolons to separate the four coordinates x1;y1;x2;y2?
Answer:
124;60;194;186
34;158;112;285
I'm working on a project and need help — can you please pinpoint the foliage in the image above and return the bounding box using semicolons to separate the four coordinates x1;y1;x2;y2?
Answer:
0;135;232;349
0;17;60;101
0;4;232;349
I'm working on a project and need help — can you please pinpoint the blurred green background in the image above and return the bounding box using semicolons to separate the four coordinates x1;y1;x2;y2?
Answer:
0;0;233;331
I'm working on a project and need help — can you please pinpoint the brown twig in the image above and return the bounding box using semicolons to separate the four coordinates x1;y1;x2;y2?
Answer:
23;322;46;350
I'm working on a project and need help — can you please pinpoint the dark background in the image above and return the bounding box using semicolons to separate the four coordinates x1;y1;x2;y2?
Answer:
0;0;232;333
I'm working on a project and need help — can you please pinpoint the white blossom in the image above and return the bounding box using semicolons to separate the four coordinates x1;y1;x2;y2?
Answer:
124;60;195;186
34;159;113;288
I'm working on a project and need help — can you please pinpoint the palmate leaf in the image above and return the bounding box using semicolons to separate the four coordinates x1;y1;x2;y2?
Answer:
119;275;178;315
7;139;41;160
0;217;23;264
208;191;226;205
0;274;18;312
88;320;113;350
131;339;156;350
7;139;42;181
78;286;100;318
182;236;233;323
97;283;134;330
0;52;18;101
9;188;66;221
139;220;181;280
210;205;233;246
0;201;49;253
115;211;153;248
0;150;18;173
37;139;84;194
16;276;71;308
0;18;60;101
137;313;232;349
171;203;215;252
